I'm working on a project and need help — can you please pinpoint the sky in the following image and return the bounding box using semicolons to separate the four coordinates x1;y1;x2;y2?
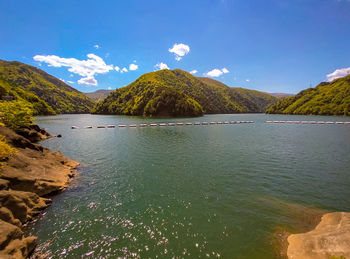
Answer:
1;0;350;94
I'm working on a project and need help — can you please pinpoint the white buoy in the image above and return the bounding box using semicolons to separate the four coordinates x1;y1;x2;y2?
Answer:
140;124;147;127
159;123;167;126
118;124;127;127
317;121;325;124
168;123;175;126
107;125;115;128
150;123;158;127
97;125;105;128
224;121;229;124
202;122;208;125
335;122;344;124
186;122;192;125
129;124;137;127
84;126;92;129
210;122;216;125
325;121;334;124
177;122;184;126
71;126;78;129
194;122;200;125
344;122;350;124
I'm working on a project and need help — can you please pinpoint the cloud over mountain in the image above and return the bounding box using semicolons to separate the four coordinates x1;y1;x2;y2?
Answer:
33;54;114;86
327;67;350;81
169;43;190;61
155;62;170;70
205;68;229;77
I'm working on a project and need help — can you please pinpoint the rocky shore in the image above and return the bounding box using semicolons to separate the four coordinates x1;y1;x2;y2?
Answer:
0;125;79;258
287;212;350;259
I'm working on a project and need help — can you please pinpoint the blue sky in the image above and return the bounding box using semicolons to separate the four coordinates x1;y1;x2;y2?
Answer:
1;0;350;93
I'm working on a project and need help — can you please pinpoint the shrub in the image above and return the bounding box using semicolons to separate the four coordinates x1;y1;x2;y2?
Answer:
0;135;17;162
0;100;34;130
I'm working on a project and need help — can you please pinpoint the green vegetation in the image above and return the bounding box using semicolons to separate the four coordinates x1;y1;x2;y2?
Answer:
0;59;95;115
267;75;350;116
0;135;17;162
92;69;277;116
0;100;34;130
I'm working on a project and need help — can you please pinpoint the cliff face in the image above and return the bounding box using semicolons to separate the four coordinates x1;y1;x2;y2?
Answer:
0;125;79;258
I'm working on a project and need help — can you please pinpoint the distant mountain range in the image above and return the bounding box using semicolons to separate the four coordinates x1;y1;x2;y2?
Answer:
0;60;94;115
264;92;295;99
84;89;113;101
92;69;278;116
267;75;350;116
2;59;348;117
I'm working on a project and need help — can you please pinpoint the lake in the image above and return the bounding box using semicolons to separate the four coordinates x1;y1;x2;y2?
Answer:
29;114;350;258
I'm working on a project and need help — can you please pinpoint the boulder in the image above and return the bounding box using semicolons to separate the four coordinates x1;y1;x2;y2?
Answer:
287;212;350;259
0;220;36;259
0;190;50;223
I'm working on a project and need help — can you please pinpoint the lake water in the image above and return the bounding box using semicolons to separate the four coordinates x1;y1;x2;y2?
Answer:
30;114;350;258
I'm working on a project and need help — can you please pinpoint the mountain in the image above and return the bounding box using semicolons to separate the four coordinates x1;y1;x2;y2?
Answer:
266;75;350;116
264;92;295;99
197;77;277;113
0;60;95;115
92;69;277;116
84;89;113;101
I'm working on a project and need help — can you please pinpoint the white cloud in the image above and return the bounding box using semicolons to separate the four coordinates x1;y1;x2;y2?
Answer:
115;66;120;72
33;54;113;86
120;67;128;73
169;43;190;61
94;44;100;49
190;70;198;74
78;76;97;86
129;63;139;71
154;62;170;70
327;67;350;82
59;78;65;82
205;68;230;77
69;74;74;77
67;80;74;84
107;86;112;90
246;79;250;82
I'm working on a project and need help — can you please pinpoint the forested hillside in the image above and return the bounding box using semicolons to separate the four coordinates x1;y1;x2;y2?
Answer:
266;75;350;116
0;60;94;115
93;69;277;116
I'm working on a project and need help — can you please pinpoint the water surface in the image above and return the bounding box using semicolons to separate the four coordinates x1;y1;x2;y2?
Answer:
30;114;350;258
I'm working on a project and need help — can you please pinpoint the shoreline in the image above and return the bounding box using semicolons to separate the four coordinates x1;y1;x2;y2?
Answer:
0;125;79;258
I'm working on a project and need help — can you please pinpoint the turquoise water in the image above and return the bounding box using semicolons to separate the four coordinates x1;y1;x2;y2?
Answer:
30;114;350;258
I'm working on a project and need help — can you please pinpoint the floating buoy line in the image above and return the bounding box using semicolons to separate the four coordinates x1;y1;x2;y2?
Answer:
71;120;350;129
71;121;255;129
266;120;350;124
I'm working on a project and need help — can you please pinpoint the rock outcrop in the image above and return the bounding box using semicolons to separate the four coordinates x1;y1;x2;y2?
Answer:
287;212;350;259
0;125;79;258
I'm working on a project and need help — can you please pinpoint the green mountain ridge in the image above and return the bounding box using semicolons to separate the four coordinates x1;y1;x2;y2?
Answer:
266;75;350;116
92;69;277;116
0;60;95;115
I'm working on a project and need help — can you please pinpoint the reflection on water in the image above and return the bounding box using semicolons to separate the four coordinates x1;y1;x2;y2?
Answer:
29;114;350;258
